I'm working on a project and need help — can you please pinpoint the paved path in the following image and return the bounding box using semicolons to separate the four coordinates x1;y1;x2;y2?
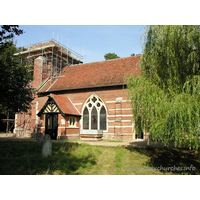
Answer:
0;133;167;148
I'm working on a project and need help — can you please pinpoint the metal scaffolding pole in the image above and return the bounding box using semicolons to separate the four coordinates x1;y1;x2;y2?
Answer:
28;43;31;65
60;35;63;76
67;39;69;65
56;35;58;75
51;44;53;85
72;47;73;65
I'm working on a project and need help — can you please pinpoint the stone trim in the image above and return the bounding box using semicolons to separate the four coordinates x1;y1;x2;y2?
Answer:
73;103;83;105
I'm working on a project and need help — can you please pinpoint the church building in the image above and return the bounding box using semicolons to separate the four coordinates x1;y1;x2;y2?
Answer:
13;39;145;141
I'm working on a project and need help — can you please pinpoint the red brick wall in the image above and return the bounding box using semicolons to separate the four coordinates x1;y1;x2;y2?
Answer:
57;115;80;140
32;58;42;89
14;87;136;140
52;87;134;140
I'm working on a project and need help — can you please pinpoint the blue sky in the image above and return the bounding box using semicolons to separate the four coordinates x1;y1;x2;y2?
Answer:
14;25;145;63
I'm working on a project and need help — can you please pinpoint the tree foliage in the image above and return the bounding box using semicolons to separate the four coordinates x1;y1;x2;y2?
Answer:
0;26;34;115
0;25;24;44
127;25;200;150
104;53;120;60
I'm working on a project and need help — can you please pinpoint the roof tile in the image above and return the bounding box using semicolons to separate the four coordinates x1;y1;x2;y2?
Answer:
51;94;81;116
39;56;141;93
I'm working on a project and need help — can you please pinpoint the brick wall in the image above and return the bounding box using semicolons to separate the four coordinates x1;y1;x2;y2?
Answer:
14;86;139;140
50;87;135;140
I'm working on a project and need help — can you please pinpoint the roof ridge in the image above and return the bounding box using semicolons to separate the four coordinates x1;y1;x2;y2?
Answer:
70;55;141;66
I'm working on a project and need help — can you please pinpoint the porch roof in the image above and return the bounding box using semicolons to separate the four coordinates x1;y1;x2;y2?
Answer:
37;93;81;117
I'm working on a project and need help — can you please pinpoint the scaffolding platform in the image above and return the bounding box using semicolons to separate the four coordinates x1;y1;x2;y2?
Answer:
14;38;84;65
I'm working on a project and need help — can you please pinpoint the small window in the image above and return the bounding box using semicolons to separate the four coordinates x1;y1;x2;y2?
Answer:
69;117;76;127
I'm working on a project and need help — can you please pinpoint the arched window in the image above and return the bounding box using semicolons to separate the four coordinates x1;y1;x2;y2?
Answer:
83;107;89;129
82;95;107;131
91;107;98;130
100;106;106;130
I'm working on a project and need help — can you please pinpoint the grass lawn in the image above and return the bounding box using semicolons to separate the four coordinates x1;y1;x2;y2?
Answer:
0;140;199;175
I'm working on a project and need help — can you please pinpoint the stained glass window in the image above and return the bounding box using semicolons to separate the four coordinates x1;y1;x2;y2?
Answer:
100;106;107;130
91;107;98;130
82;95;107;131
83;107;89;129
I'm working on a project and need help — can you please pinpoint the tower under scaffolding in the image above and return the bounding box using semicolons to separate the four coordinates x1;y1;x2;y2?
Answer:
13;38;84;137
14;38;83;89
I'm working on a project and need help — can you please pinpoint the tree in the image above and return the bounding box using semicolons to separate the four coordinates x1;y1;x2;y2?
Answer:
0;26;34;132
0;25;24;44
127;25;200;151
130;53;135;56
104;53;120;60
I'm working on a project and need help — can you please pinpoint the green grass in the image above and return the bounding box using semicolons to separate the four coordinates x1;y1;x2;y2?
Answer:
0;140;199;175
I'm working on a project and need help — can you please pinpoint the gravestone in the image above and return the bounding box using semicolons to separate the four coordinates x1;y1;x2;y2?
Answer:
36;133;44;143
42;134;52;157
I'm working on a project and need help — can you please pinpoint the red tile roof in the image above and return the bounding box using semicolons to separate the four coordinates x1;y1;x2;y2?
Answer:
39;56;141;93
38;93;81;116
51;94;81;116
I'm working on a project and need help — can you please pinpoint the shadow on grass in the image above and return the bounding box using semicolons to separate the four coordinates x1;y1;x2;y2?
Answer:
0;141;96;175
126;146;200;175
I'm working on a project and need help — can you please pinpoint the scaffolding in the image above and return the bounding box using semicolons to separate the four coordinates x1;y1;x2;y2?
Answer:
14;118;36;137
14;38;84;90
13;38;84;137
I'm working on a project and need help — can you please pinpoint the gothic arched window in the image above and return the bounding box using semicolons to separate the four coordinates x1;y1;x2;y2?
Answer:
82;95;107;131
91;107;98;130
83;107;89;129
100;106;106;130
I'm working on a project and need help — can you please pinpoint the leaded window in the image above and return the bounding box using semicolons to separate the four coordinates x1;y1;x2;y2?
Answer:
91;107;98;130
100;106;106;130
83;107;89;129
82;95;107;131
